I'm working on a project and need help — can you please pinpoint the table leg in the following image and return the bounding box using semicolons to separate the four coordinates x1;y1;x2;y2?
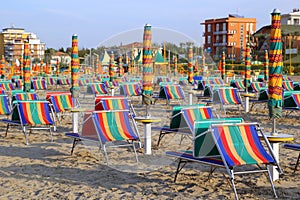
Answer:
244;96;249;113
72;112;79;133
270;142;280;181
143;123;152;155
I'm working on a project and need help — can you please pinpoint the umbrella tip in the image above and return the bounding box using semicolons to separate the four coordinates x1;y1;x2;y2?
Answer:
145;23;151;27
272;8;281;14
72;34;78;37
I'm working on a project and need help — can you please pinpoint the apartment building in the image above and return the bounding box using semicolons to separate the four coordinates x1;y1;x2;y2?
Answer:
281;9;300;25
201;14;256;61
0;26;45;62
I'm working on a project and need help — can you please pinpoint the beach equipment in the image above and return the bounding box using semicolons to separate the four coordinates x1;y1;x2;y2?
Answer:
268;9;283;133
187;48;193;84
71;34;79;98
174;56;178;76
0;81;15;92
12;92;38;102
282;81;294;91
230;79;246;91
142;24;153;111
65;110;141;165
244;43;251;91
109;51;116;81
264;50;269;83
2;100;56;145
283;93;300;116
86;83;108;96
283;143;300;173
221;51;225;80
166;122;281;199
153;105;218;146
23;39;31;92
0;95;11;117
120;82;142;97
249;82;267;93
153;84;185;105
31;79;47;90
212;87;243;114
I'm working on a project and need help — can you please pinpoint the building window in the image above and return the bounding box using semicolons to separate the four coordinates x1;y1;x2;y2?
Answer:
207;36;211;44
223;23;226;31
294;18;300;25
216;24;219;31
223;35;226;43
216;35;219;42
207;24;211;32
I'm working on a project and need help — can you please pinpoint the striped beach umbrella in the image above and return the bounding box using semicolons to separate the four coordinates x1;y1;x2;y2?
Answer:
174;55;178;76
71;34;79;98
109;51;115;81
187;48;193;83
268;8;283;124
23;39;31;92
244;43;251;91
202;53;205;73
0;55;5;75
264;50;269;82
221;51;226;80
119;54;124;76
142;24;153;97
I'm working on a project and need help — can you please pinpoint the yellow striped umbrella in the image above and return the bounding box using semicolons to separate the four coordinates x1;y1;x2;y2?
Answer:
23;39;31;92
71;34;79;98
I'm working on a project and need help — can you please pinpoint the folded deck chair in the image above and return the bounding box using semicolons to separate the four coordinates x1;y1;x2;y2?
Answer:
166;122;281;200
65;110;141;165
87;83;108;96
213;88;243;115
153;84;185;105
2;100;56;145
283;143;300;173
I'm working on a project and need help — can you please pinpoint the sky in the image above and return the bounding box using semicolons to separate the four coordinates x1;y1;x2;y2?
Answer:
1;0;300;49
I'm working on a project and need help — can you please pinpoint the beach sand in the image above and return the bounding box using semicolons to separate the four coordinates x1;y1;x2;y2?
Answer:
0;77;300;200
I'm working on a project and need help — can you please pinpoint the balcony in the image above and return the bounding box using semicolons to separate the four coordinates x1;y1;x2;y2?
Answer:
213;30;227;35
227;30;236;34
213;42;227;47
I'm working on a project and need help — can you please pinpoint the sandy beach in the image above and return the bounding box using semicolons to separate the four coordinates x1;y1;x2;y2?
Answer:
0;77;300;200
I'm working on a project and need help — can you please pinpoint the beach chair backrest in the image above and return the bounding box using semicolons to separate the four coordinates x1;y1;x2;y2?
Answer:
92;110;139;143
96;97;129;111
0;95;11;115
49;93;74;112
32;79;47;90
120;83;142;97
218;88;242;105
16;100;54;125
0;81;15;91
250;82;266;93
88;83;108;95
282;81;294;91
181;106;215;131
80;111;98;139
13;92;38;102
211;123;275;167
234;80;245;90
284;93;300;108
193;118;243;158
163;84;185;100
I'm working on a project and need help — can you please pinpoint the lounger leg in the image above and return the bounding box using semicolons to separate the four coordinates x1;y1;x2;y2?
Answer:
132;142;139;163
267;166;278;198
23;128;29;145
5;123;9;137
157;132;166;147
71;138;80;155
294;153;300;173
230;178;239;200
174;159;187;183
102;145;109;165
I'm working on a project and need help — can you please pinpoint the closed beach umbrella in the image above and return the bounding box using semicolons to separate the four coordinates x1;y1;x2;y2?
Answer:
142;24;153;97
187;48;193;84
264;50;269;82
0;55;5;75
244;43;251;91
71;34;79;98
268;9;283;133
23;39;31;92
119;55;124;76
221;51;226;80
109;51;115;81
174;55;178;76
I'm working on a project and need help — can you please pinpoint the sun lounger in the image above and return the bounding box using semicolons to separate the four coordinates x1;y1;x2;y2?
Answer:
166;122;282;199
65;110;141;165
153;84;185;105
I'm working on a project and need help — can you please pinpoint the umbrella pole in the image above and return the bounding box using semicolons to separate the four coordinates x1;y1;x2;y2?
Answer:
271;118;277;135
